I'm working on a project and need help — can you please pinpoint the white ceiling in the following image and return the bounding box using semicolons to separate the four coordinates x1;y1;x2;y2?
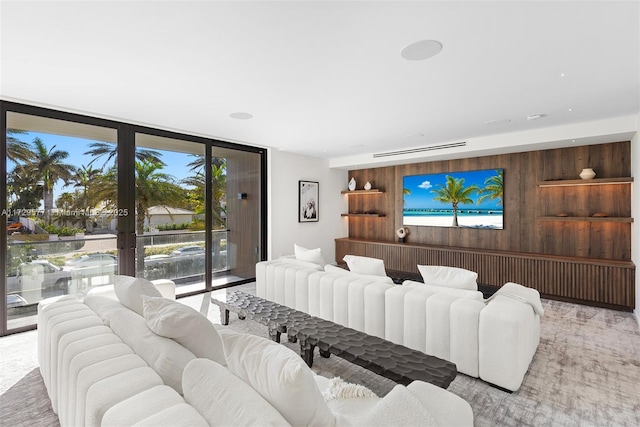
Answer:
1;1;639;168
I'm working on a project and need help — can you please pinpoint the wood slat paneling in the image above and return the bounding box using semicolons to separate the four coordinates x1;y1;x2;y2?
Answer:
336;238;635;310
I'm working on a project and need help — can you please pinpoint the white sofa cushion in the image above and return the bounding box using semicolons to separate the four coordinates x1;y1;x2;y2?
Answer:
102;385;189;426
280;255;325;271
343;255;387;276
141;296;226;366
221;332;335;427
295;243;326;266
114;275;162;315
183;358;290;427
108;304;196;394
84;366;163;427
130;403;209;427
417;265;478;290
490;282;544;315
325;264;393;285
403;280;483;300
84;294;130;326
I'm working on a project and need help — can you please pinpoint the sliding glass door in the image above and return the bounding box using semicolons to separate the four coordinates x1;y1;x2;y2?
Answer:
214;146;264;284
3;111;119;331
133;132;208;295
1;102;267;335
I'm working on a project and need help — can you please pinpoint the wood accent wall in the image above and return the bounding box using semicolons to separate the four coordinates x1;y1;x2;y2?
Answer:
341;141;635;310
345;141;632;261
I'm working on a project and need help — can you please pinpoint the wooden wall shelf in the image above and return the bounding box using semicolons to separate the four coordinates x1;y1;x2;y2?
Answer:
341;189;384;195
538;177;633;187
537;216;633;223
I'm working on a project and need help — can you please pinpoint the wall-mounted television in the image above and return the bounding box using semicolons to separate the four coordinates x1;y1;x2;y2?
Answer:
403;168;503;229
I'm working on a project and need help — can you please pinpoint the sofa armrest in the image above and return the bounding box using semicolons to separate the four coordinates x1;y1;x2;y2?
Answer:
85;278;176;301
478;295;541;391
151;279;175;300
406;381;474;426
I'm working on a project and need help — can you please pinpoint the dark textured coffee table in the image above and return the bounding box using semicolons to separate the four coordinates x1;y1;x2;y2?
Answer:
211;291;457;389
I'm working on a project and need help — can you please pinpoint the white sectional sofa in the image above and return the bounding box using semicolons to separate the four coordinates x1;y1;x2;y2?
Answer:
38;275;473;426
256;258;543;392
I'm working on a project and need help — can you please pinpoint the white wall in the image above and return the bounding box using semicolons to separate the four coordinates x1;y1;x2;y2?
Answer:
631;116;640;325
267;149;348;264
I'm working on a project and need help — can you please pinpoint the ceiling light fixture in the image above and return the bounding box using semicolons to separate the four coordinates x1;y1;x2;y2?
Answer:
526;114;546;121
401;40;443;61
230;112;253;120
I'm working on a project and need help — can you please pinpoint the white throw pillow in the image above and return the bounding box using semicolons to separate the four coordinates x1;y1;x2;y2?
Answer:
141;296;226;366
417;265;478;290
403;280;484;300
108;304;195;393
343;255;387;277
222;332;335;427
294;243;326;266
183;359;290;427
114;275;162;315
324;264;393;284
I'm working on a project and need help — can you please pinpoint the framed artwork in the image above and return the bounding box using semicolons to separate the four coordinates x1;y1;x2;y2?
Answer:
298;180;319;222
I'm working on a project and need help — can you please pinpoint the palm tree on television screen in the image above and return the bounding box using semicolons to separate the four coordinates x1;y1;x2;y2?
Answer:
431;176;479;226
477;170;504;206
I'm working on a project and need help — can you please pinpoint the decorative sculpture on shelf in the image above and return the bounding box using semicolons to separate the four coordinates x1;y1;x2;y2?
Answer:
579;168;596;180
348;177;356;191
364;181;372;190
396;227;408;243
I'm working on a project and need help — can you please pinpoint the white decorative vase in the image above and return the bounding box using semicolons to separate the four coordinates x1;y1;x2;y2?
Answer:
348;177;356;191
364;181;372;190
579;168;596;180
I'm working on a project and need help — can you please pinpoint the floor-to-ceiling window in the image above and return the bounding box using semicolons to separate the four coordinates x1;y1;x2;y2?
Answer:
2;110;120;331
133;132;209;295
1;102;266;335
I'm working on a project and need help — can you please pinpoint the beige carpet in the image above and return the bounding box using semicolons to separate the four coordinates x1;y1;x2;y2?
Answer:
1;293;639;426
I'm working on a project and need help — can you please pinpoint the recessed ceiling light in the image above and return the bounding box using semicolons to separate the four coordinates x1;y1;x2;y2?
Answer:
568;108;573;112
484;119;511;126
526;114;546;121
401;40;443;61
560;73;566;77
230;112;253;120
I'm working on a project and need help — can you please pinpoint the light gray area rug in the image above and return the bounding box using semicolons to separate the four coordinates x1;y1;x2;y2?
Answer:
221;299;640;426
1;297;639;426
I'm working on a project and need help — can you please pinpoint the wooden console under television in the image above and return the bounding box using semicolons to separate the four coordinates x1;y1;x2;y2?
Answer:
335;237;635;311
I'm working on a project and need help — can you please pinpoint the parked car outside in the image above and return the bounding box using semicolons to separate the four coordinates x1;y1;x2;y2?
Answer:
10;260;73;300
7;293;28;308
65;253;118;276
171;246;205;257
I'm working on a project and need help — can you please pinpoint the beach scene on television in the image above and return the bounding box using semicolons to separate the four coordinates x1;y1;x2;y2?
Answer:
403;169;504;229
